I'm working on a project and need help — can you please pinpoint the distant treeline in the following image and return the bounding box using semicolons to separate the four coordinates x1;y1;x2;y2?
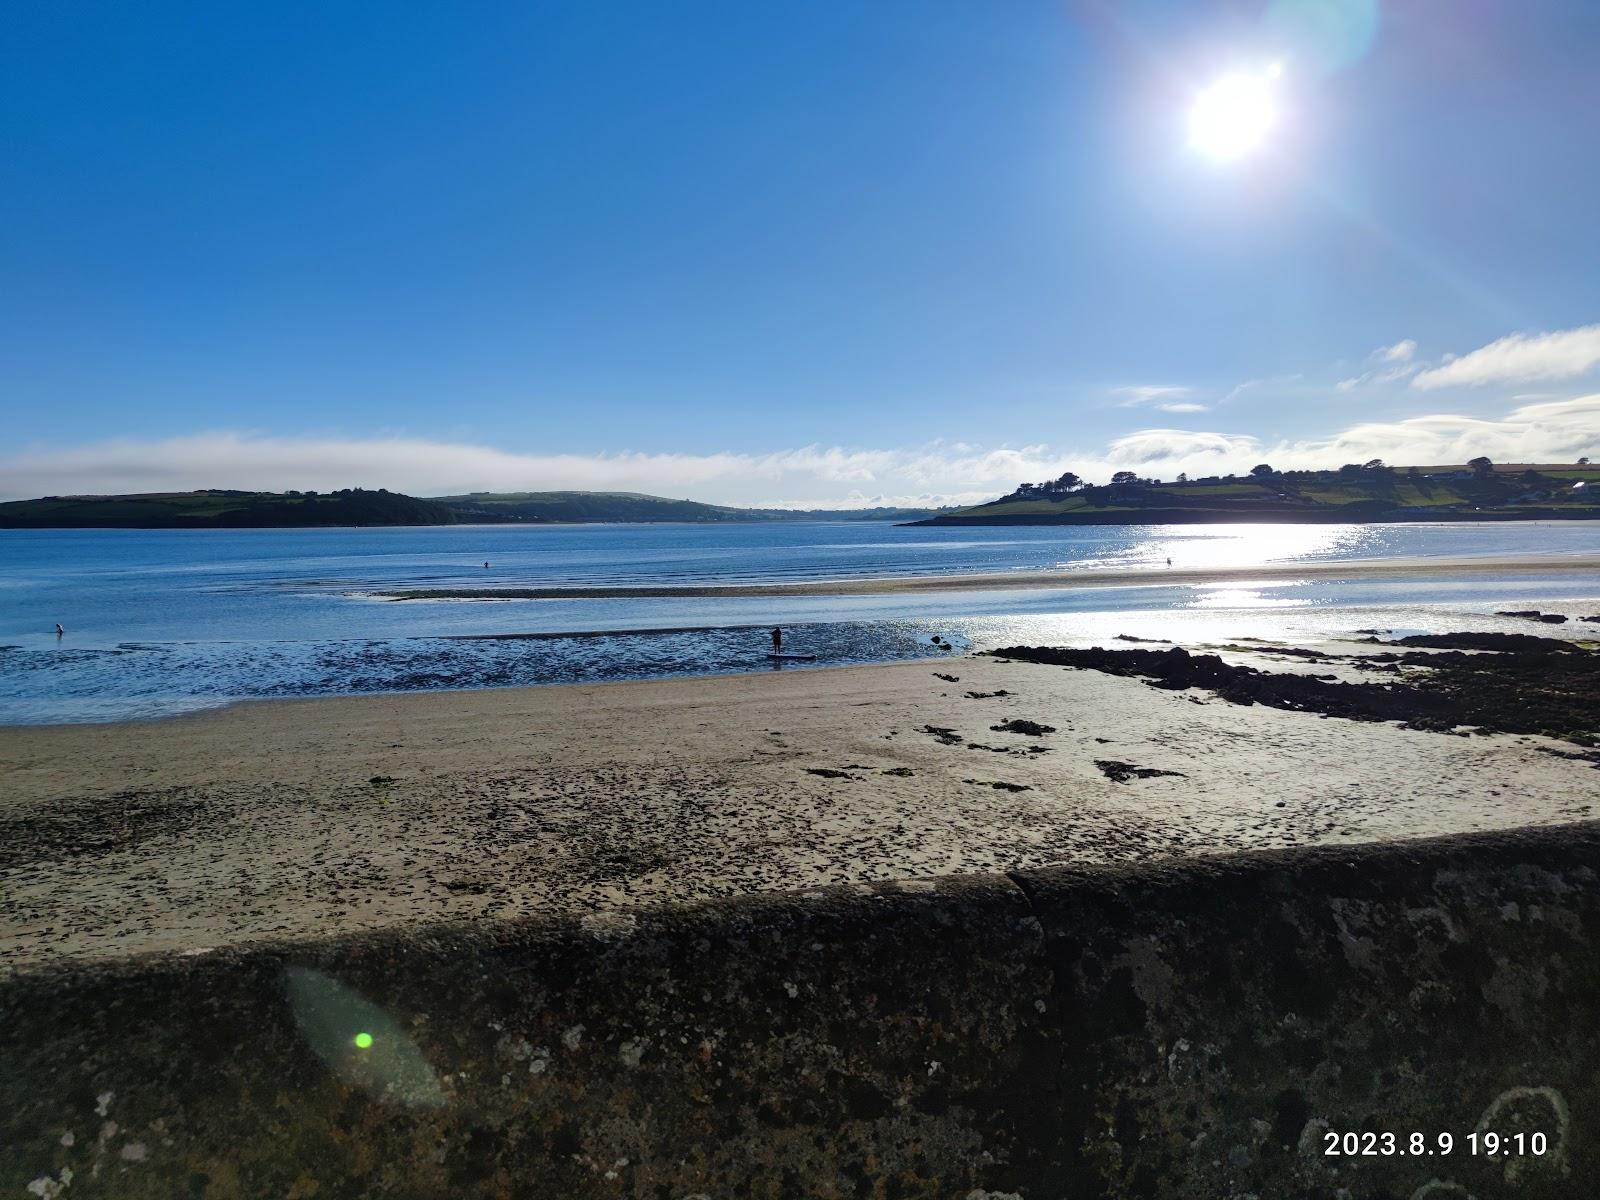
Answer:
913;457;1600;526
0;488;952;529
435;491;947;524
0;488;460;529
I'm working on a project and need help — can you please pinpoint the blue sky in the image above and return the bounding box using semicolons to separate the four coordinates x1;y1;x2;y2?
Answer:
3;0;1598;504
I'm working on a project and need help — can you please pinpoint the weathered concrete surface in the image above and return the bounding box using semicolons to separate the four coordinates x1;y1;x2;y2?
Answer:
4;823;1599;1199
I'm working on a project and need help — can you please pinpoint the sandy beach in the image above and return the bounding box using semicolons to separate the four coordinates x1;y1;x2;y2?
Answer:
379;550;1600;600
5;617;1597;972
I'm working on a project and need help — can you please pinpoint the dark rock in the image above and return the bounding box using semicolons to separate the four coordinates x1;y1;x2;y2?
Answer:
1497;609;1569;624
1225;644;1332;660
989;719;1056;737
1096;760;1187;784
988;639;1600;743
1391;631;1574;652
966;743;1052;756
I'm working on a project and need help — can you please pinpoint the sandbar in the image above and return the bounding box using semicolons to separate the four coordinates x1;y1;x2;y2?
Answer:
376;551;1600;600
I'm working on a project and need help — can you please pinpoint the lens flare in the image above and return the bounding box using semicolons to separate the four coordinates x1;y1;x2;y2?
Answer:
1265;0;1378;74
284;967;446;1107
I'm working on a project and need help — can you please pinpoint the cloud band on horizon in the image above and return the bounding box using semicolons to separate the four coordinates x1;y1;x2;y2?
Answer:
3;394;1595;509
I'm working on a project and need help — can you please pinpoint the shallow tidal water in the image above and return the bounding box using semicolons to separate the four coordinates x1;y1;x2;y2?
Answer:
2;521;1597;724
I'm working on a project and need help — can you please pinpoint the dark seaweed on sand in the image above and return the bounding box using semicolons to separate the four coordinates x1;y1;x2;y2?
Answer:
988;635;1600;745
990;719;1055;736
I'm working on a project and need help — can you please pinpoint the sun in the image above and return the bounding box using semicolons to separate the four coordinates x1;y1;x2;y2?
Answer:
1188;64;1283;162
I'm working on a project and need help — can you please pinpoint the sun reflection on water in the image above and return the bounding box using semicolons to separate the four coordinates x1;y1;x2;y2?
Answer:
1054;524;1376;573
1184;581;1315;609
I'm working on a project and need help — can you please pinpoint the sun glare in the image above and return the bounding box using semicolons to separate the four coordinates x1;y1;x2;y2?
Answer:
1188;65;1283;162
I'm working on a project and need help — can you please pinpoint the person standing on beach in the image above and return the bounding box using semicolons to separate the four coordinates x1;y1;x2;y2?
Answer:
771;626;783;654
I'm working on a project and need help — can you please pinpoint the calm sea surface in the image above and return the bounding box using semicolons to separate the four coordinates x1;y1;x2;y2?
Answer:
2;521;1597;724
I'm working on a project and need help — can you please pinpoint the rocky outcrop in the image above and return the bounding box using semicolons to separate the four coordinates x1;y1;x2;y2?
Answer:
989;639;1600;744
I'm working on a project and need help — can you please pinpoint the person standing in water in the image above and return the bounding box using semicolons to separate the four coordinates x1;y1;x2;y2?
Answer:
55;623;65;637
770;626;783;654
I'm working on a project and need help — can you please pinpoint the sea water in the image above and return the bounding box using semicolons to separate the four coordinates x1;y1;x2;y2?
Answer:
1;521;1596;724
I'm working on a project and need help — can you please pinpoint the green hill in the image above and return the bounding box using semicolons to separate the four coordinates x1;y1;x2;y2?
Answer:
913;461;1600;526
0;488;950;528
436;491;947;524
0;488;460;529
436;491;770;523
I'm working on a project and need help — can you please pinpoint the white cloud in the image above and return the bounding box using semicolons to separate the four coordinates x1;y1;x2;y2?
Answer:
1099;395;1598;476
0;433;1071;510
1218;374;1301;405
3;396;1596;508
1115;388;1209;415
1292;394;1600;467
1105;429;1261;466
1114;385;1191;406
1338;349;1420;392
1413;324;1600;389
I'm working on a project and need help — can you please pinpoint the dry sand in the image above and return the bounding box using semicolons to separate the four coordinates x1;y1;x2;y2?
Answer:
379;551;1600;599
5;639;1597;972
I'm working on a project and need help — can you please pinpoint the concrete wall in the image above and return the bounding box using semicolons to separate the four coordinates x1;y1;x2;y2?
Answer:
5;823;1598;1199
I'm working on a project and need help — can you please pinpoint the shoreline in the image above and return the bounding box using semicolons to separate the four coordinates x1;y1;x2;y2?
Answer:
374;550;1600;600
2;656;910;733
5;632;1598;970
6;582;1599;732
7;515;1600;533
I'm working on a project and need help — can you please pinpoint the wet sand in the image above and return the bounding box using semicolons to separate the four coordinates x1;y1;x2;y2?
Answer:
5;630;1597;972
378;550;1600;599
